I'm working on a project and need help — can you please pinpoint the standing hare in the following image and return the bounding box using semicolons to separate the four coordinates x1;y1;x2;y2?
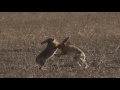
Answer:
36;38;59;70
55;37;89;69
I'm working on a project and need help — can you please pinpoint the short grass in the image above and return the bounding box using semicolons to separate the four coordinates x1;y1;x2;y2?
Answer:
0;12;120;78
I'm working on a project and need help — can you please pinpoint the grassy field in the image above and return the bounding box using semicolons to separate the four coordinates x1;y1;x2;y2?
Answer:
0;12;120;78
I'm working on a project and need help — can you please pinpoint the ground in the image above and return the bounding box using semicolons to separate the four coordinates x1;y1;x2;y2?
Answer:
0;12;120;78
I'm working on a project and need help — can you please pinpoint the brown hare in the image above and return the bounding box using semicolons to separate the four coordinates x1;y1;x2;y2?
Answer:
36;38;59;70
55;37;89;69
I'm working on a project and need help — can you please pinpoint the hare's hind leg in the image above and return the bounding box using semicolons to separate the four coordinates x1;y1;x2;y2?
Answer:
79;58;89;69
36;58;48;70
37;64;47;70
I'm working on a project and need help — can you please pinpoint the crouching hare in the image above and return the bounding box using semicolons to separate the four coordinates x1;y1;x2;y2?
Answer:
55;37;89;69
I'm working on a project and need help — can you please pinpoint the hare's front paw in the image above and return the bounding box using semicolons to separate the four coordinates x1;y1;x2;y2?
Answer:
54;53;61;57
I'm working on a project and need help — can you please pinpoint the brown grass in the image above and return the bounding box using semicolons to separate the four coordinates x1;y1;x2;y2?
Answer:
0;12;120;78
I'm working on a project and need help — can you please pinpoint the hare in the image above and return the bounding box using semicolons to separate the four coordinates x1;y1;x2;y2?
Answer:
55;37;89;69
35;38;59;70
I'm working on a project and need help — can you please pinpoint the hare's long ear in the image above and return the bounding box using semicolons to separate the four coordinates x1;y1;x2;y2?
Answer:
61;37;69;44
41;40;47;45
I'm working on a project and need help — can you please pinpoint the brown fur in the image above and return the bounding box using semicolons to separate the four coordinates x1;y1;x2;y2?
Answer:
55;37;89;69
36;38;59;70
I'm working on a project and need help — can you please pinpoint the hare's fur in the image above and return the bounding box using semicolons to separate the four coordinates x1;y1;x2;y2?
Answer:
55;37;89;69
36;38;59;70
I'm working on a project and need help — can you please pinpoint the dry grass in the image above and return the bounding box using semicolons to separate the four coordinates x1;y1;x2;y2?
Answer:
0;12;120;78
